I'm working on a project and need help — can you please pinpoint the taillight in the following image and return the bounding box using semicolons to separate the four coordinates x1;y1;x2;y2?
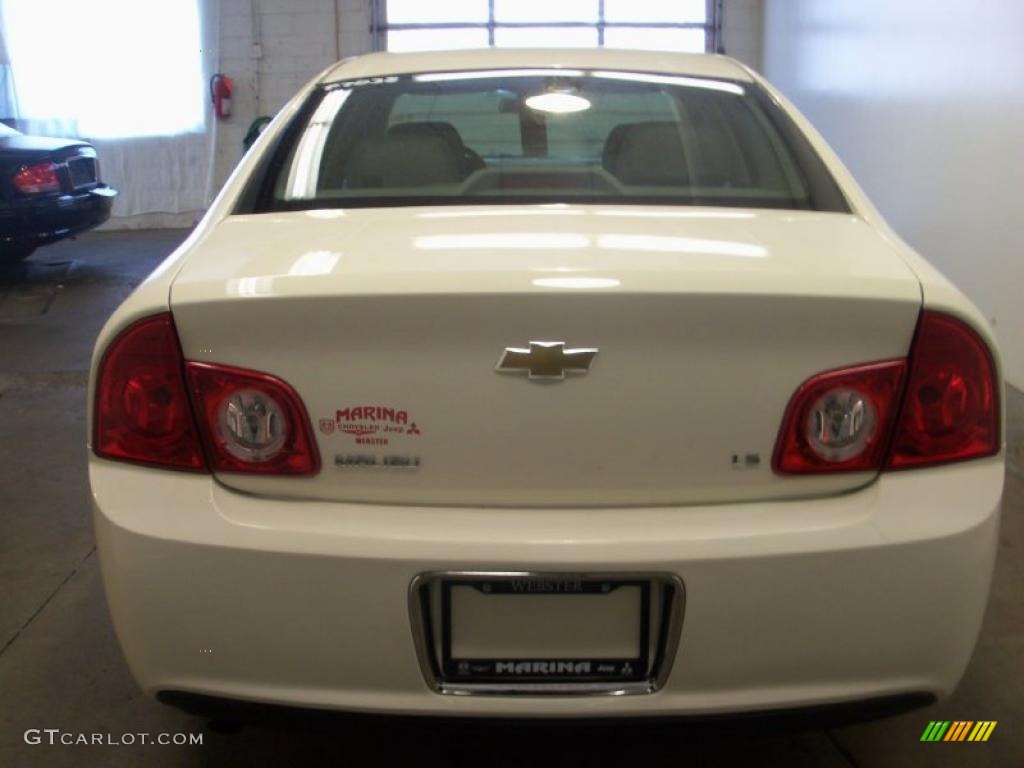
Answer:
13;161;60;195
94;314;319;475
94;314;206;470
186;362;319;475
774;311;1000;475
887;311;999;469
773;360;907;474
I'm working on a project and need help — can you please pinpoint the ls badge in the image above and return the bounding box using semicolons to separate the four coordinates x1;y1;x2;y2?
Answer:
495;341;598;381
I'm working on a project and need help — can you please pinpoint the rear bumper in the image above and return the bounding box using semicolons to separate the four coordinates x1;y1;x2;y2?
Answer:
0;186;115;246
157;689;936;729
91;457;1003;718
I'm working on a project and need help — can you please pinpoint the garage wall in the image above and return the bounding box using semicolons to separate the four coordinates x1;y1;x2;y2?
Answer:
762;0;1024;389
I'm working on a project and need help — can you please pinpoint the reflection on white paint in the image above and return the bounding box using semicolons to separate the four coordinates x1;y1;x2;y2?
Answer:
305;209;348;219
533;277;620;289
417;207;582;219
417;207;758;221
288;251;341;276
228;277;276;297
597;234;767;257
414;233;590;250
594;209;756;220
414;232;766;257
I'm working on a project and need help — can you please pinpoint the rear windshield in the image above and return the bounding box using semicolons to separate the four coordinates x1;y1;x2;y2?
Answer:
243;69;848;213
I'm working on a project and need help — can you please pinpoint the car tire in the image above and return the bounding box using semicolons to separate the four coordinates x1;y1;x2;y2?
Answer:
4;244;36;261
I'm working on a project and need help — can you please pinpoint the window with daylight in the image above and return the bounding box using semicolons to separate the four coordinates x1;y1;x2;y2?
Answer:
0;0;205;138
377;0;715;54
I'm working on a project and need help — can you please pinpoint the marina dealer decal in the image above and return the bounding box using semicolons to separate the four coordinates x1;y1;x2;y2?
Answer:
318;405;422;446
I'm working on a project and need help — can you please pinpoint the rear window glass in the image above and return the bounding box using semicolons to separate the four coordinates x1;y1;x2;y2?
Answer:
246;69;848;212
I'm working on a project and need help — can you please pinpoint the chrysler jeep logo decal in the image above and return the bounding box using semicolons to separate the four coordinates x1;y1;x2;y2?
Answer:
318;405;422;446
496;341;598;380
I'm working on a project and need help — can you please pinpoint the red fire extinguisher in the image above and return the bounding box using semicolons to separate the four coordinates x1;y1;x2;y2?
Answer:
210;74;235;119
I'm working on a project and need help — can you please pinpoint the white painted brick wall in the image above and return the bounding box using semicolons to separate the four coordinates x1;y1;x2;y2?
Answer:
214;0;373;187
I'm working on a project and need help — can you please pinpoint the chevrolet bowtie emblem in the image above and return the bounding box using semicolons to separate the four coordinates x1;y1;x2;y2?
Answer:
496;341;598;380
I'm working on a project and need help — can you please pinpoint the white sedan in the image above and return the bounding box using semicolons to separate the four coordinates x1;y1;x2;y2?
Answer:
89;49;1003;719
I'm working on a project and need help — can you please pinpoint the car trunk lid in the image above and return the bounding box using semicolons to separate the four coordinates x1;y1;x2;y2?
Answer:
170;205;922;507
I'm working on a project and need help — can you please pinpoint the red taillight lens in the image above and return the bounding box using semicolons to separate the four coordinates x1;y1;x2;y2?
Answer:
773;360;907;474
13;161;60;195
94;314;206;470
774;311;1000;475
95;314;320;476
186;362;319;475
887;311;999;469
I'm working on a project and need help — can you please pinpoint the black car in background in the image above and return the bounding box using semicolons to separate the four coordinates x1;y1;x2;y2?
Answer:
0;122;116;261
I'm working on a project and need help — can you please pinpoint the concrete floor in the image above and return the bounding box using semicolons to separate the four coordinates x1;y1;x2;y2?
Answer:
1;229;1021;767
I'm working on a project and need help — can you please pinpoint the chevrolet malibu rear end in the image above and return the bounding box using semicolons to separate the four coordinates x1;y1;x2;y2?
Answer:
89;49;1003;718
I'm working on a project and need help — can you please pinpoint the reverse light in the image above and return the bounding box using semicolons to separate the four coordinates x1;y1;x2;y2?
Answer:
219;389;287;462
13;161;60;195
93;314;206;470
806;387;878;462
887;311;999;468
186;362;319;475
773;360;907;474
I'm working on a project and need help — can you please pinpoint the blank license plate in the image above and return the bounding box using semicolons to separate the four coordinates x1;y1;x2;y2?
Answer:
441;576;650;683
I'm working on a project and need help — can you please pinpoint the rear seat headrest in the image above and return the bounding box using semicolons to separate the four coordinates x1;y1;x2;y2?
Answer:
602;121;690;187
344;121;481;188
345;133;465;189
387;121;465;149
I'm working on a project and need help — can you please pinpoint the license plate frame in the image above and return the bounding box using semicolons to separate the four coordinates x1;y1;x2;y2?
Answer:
67;157;95;188
439;575;651;685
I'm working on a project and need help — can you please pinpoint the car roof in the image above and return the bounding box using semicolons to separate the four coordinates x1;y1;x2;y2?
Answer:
321;48;753;84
